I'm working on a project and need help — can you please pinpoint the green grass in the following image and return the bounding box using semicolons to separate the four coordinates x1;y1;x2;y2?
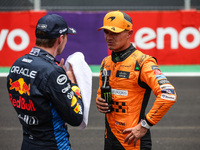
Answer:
1;65;200;73
89;65;200;73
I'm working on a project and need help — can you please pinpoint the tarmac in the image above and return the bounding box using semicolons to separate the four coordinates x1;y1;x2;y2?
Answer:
0;76;200;150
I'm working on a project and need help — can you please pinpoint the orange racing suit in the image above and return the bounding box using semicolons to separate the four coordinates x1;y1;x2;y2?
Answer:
97;44;176;150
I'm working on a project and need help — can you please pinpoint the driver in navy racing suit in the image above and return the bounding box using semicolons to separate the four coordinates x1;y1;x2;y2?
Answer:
7;14;83;150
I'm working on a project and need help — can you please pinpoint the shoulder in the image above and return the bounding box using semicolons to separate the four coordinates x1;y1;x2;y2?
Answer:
26;54;66;78
132;50;157;66
102;55;111;63
100;55;111;71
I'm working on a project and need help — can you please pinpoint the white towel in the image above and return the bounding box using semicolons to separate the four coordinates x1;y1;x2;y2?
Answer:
65;52;92;129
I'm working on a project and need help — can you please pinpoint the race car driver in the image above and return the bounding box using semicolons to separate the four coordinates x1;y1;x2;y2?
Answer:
96;11;177;150
7;14;83;150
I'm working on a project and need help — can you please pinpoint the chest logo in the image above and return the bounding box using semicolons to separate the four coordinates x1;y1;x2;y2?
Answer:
116;71;130;79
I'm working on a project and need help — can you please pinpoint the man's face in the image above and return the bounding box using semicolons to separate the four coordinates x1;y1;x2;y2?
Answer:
104;29;132;52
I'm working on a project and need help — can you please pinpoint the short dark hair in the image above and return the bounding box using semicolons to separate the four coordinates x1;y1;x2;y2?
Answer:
35;30;57;48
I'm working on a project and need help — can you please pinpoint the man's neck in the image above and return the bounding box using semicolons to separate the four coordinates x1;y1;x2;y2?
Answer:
36;46;57;57
111;44;136;63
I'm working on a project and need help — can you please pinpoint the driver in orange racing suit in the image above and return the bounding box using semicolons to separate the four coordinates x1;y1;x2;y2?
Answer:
96;11;177;150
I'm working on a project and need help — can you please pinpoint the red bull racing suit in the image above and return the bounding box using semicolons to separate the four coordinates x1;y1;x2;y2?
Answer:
97;44;176;150
7;47;84;150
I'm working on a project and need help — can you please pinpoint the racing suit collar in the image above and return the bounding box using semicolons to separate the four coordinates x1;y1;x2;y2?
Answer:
30;47;57;63
111;44;136;63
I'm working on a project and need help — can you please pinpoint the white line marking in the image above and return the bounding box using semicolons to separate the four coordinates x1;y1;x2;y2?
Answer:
0;73;8;77
92;72;200;77
1;72;200;77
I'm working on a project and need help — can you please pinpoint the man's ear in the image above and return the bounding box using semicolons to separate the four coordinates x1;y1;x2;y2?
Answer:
58;35;64;44
128;29;133;38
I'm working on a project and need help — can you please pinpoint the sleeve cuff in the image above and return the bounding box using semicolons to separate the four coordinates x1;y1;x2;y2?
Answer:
71;83;78;87
145;117;154;126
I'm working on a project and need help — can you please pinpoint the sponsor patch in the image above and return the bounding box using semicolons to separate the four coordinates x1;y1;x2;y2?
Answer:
134;61;140;71
120;65;131;68
156;74;167;80
62;83;71;93
18;114;38;125
74;103;83;114
160;84;174;90
158;79;170;85
9;94;36;111
151;65;159;70
161;94;176;101
59;28;68;34
115;121;125;126
57;74;67;85
71;86;81;98
22;58;32;63
116;71;130;79
71;96;77;107
161;89;175;94
10;66;37;79
9;78;30;96
111;89;128;96
138;55;147;65
46;54;54;61
69;28;76;34
29;48;40;56
74;103;80;113
154;69;162;75
37;24;47;30
67;91;73;99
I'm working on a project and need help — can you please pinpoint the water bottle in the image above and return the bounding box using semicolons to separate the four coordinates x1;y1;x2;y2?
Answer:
101;69;112;113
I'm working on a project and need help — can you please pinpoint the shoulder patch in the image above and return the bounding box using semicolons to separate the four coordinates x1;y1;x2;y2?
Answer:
134;60;140;71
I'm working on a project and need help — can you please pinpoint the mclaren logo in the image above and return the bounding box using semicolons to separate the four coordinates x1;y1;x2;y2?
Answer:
107;16;115;21
111;27;115;31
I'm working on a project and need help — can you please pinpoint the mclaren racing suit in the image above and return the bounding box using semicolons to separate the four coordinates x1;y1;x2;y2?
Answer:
97;44;176;150
7;47;84;150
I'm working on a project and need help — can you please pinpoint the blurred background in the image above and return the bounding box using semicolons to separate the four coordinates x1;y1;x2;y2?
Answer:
0;0;200;11
0;0;200;150
0;0;200;69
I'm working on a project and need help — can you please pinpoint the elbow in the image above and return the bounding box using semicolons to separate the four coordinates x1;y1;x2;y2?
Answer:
68;100;84;126
174;94;177;103
173;91;177;103
69;114;83;126
74;116;83;126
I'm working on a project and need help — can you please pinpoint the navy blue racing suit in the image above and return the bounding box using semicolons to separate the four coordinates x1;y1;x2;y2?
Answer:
7;47;84;150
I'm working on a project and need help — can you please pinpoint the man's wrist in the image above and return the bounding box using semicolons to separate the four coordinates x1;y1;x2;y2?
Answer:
141;119;151;129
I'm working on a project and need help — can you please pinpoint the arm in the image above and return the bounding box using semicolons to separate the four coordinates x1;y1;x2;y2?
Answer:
46;69;84;126
141;58;177;126
123;58;176;146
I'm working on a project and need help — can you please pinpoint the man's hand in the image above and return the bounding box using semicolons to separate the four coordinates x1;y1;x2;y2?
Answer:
96;97;109;114
122;121;148;146
59;58;67;72
66;64;77;84
59;58;77;84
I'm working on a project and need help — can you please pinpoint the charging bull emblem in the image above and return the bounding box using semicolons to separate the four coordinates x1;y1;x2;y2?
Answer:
9;78;30;96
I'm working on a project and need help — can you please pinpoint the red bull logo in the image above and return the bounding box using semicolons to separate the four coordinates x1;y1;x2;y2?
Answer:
74;103;83;115
9;94;36;111
71;86;81;98
74;103;80;113
9;78;30;96
71;96;77;107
